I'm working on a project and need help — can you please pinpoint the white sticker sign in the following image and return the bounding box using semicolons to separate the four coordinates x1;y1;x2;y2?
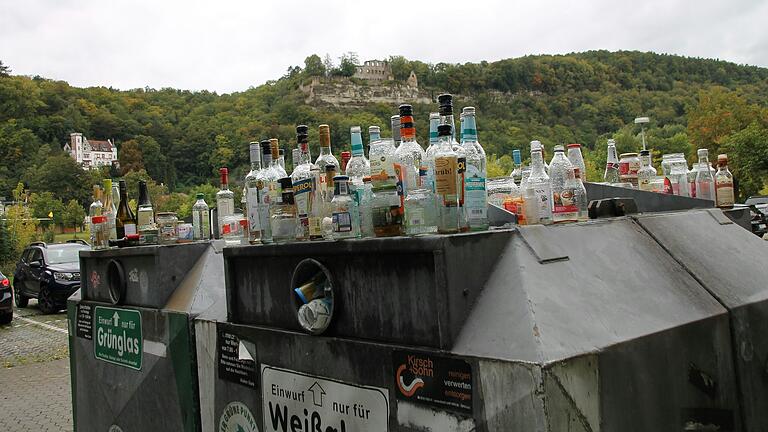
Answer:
261;364;389;432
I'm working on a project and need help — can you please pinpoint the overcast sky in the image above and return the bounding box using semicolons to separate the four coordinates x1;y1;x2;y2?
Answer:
1;0;766;93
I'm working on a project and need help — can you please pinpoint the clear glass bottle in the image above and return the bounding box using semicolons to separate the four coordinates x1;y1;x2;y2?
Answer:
315;124;340;172
102;179;117;240
278;148;286;172
510;149;523;184
216;167;235;237
695;148;716;201
669;153;690;196
290;125;317;241
566;144;586;181
433;124;460;233
391;115;401;148
637;150;656;191
328;175;360;239
394;104;426;198
405;167;438;235
346;126;371;184
549;145;576;223
89;185;103;222
437;94;461;152
460;107;488;231
487;177;521;215
528;141;553;225
715;154;735;208
270;177;298;242
368;125;381;144
604;139;620;184
245;142;266;244
424;112;440;192
270;138;288;178
136;180;155;232
573;168;589;221
192;193;210;240
369;137;398;188
358;176;375;238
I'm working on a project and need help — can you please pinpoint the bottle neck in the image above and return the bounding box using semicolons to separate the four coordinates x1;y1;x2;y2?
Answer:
369;132;381;142
263;153;272;167
641;155;652;166
607;145;618;163
138;187;150;206
251;160;262;171
438;135;452;150
462;115;477;142
531;150;546;175
351;132;364;156
299;141;310;164
698;154;709;165
429;119;439;145
400;115;416;142
440;113;456;139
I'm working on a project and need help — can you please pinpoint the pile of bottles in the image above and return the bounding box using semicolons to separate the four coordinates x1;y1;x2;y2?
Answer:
601;139;735;208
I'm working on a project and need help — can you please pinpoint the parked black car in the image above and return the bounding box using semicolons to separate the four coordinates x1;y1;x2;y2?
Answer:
0;270;11;324
13;240;88;314
745;196;768;238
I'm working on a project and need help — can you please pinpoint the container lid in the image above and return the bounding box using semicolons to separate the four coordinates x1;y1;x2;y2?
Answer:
567;143;581;148
157;212;177;217
639;150;650;156
196;193;205;199
619;152;639;158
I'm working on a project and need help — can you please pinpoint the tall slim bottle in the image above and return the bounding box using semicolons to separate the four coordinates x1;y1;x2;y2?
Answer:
216;168;235;236
89;185;103;221
528;141;552;225
461;107;488;230
290;125;316;241
695;148;715;201
511;149;523;184
245;142;265;244
192;193;210;240
136;180;155;232
115;180;137;238
604;139;620;183
315;124;340;171
424;112;440;192
391;115;401;148
394;104;426;199
433;125;460;233
437;94;461;151
102;179;117;240
346;126;371;184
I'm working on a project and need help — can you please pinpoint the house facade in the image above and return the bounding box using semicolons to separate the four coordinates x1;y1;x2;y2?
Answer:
63;133;118;170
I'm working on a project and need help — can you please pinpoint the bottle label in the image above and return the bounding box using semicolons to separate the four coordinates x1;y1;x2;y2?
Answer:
663;177;673;194
457;158;466;207
465;165;487;221
716;183;735;207
638;172;652;191
124;223;137;235
553;188;578;221
697;182;714;201
293;178;312;218
246;187;262;232
217;198;234;218
434;156;458;196
534;185;552;221
370;154;395;187
406;207;424;227
268;181;282;204
309;217;323;237
332;211;352;232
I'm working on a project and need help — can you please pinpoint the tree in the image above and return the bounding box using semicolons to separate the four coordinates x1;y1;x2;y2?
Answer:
23;153;91;207
388;56;411;81
62;199;86;232
0;60;10;77
119;139;145;174
304;55;326;77
2;183;38;274
337;52;359;77
28;192;65;224
323;54;334;76
724;122;768;199
687;88;761;158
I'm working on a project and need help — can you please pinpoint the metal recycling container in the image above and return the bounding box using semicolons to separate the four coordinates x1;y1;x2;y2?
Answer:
67;241;227;432
194;208;768;431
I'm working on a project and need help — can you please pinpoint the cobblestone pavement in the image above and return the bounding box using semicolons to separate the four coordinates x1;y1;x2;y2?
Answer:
0;301;73;431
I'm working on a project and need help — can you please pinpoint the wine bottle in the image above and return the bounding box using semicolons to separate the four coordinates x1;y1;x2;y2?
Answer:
116;180;137;238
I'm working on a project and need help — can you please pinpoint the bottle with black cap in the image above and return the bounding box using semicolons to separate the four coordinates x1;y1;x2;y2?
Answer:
437;94;461;152
433;124;460;233
290;125;317;241
394;104;426;198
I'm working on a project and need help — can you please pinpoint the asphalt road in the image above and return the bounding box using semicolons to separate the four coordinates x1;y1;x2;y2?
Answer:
0;300;73;431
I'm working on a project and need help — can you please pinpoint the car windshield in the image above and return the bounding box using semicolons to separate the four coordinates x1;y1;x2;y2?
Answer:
46;246;87;264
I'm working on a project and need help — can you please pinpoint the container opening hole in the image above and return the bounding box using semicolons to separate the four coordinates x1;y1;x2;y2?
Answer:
290;259;335;335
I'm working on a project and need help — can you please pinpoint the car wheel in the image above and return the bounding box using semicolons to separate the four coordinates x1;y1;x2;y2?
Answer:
0;311;11;325
38;287;59;314
14;282;29;308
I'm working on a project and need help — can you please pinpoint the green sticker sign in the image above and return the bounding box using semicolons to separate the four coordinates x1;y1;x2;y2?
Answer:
94;306;142;370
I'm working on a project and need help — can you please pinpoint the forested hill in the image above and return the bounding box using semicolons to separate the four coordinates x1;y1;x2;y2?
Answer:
2;50;768;205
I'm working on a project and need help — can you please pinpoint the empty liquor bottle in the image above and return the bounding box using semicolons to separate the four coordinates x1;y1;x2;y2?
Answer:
437;94;461;152
573;168;589;221
268;139;287;218
270;139;288;178
359;176;375;238
291;125;317;241
89;185;103;221
715;154;735;208
566;144;586;181
637;150;656;191
328;175;360;239
102;179;117;240
604;139;620;184
511;149;523;184
369;125;381;143
270;177;298;242
192;193;210;240
405;167;438;235
391;115;401;148
346;126;371;184
550;145;576;224
245;142;266;244
216;168;235;237
369;134;397;188
315;124;340;172
433;124;460;233
278;148;286;172
136;180;155;232
291;148;301;174
424;112;440;191
459;111;466;144
116;180;137;238
695;148;716;201
394;104;426;198
461;107;488;231
528;141;553;225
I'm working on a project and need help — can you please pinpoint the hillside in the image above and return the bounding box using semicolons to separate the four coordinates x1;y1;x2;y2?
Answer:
1;50;768;204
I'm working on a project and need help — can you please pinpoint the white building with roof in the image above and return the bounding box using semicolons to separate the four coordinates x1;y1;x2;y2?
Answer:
63;132;118;170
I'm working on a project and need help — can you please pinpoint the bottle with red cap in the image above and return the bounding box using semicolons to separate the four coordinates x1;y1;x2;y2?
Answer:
216;167;235;237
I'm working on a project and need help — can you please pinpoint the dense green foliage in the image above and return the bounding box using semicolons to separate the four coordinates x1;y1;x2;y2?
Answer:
1;50;768;211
